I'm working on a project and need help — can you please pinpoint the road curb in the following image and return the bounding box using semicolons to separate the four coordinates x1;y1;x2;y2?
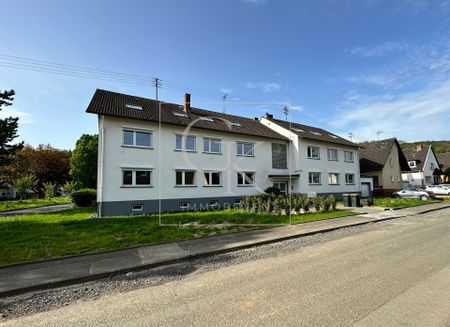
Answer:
1;204;449;298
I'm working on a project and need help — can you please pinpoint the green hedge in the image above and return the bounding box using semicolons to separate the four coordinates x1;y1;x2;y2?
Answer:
71;188;96;207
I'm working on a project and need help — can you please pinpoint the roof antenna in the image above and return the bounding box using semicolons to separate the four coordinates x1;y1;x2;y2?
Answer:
376;129;384;140
348;132;353;142
152;78;161;101
222;93;228;113
283;106;289;121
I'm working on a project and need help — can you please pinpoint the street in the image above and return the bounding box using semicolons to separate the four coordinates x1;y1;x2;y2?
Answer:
2;208;450;327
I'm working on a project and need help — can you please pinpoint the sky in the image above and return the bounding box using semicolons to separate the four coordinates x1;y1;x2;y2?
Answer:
2;0;450;149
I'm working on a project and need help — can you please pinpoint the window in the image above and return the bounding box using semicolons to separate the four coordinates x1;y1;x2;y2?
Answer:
328;173;339;185
175;134;196;152
345;173;355;185
176;170;196;186
430;163;435;170
307;146;320;159
371;176;380;188
174;112;188;118
122;170;152;187
203;171;222;186
272;143;287;169
237;142;254;157
125;104;142;110
203;138;221;154
344;151;354;162
409;161;416;168
122;129;152;148
200;117;214;122
391;175;395;182
389;157;393;167
309;172;321;184
327;148;338;161
131;204;144;212
237;172;255;186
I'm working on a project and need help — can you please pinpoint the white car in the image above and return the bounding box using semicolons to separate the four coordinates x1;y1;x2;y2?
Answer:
426;185;450;196
392;188;435;200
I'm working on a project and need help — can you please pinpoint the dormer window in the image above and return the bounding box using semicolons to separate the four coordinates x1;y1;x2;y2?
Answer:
408;161;416;168
125;104;143;111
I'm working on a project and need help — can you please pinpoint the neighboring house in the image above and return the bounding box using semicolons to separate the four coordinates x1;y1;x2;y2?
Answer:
358;138;410;195
87;89;290;216
260;114;361;198
436;152;450;182
0;185;16;200
402;144;443;187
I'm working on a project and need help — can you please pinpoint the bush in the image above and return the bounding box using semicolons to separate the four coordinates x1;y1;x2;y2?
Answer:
62;181;78;195
264;186;281;196
14;175;37;200
312;196;322;212
43;182;57;200
71;188;96;207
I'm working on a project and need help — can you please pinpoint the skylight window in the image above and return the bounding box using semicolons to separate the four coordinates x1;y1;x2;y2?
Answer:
311;131;322;136
329;134;339;139
174;112;189;118
292;128;304;133
230;122;242;127
200;117;214;122
126;104;143;111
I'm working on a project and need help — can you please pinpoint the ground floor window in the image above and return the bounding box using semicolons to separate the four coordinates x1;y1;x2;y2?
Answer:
345;173;355;185
328;173;339;185
176;170;196;186
237;172;255;186
308;172;321;185
122;170;152;187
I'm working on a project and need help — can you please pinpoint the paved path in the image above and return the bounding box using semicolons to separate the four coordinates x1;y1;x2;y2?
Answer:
0;204;72;218
3;206;450;326
1;201;448;298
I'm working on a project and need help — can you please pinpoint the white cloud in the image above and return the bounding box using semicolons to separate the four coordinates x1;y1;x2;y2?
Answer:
332;80;450;141
0;106;34;124
348;41;408;58
220;88;232;94
244;81;281;93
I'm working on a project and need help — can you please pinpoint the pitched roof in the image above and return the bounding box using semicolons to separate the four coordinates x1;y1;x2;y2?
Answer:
358;138;410;172
263;116;359;148
437;152;450;171
402;144;430;172
86;89;287;141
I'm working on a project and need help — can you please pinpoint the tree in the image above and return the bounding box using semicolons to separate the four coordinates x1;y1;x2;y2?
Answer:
1;144;71;194
0;90;23;166
14;175;37;199
70;134;98;189
445;167;450;183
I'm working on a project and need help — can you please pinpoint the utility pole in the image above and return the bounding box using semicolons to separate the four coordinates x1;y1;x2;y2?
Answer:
283;106;289;121
152;78;161;101
222;93;228;113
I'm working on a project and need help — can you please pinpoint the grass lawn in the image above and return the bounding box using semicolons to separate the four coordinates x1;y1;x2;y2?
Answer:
0;196;71;213
373;197;441;209
0;207;355;266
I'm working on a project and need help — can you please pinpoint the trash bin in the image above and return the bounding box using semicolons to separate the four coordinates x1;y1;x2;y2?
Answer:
342;194;351;207
350;194;361;207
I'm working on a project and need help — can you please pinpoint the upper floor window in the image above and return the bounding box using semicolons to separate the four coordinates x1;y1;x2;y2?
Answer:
237;171;255;186
308;172;321;184
327;148;338;161
203;137;221;154
430;163;435;170
272;143;287;169
122;169;152;187
344;151;354;162
345;173;355;185
175;170;196;186
389;157;393;167
409;161;416;168
175;134;196;152
237;142;254;157
307;146;320;159
123;129;153;148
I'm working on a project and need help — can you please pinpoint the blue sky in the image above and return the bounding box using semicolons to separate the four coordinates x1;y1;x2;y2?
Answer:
2;0;450;149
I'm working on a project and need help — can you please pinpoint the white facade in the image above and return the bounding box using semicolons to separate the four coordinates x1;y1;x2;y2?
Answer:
260;117;361;195
97;115;290;216
402;146;441;187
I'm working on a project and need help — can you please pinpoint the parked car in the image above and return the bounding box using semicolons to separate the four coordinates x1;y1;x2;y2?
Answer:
392;188;435;200
426;185;450;196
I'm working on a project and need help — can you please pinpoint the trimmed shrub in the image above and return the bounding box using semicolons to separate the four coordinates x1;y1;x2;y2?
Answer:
328;195;337;211
312;196;322;212
264;186;281;196
72;188;96;207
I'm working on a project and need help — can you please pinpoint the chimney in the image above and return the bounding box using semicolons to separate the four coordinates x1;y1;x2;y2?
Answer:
184;93;191;112
415;144;423;152
264;113;273;119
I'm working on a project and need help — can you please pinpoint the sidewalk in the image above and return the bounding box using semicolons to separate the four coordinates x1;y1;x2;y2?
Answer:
0;204;72;218
1;202;449;297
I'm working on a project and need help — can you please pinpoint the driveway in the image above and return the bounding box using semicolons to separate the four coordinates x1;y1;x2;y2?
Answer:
0;204;73;218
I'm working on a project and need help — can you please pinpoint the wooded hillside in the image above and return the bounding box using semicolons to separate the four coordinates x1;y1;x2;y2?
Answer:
399;140;450;154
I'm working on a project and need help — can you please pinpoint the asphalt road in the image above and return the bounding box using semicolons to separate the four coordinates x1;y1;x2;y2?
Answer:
0;204;72;218
2;209;450;327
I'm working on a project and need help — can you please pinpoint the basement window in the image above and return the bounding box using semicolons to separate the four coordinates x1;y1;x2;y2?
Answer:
131;204;144;212
125;104;143;111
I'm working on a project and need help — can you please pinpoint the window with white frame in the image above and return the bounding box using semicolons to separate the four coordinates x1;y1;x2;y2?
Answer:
203;171;222;186
272;143;287;169
237;172;255;186
391;175;395;182
409;161;416;168
327;148;338;161
131;204;144;212
328;173;339;185
345;173;355;185
203;137;221;154
308;172;321;184
307;146;320;159
389;157;393;167
122;129;153;148
344;151;354;162
175;134;196;152
236;142;254;157
175;170;196;186
122;170;152;186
